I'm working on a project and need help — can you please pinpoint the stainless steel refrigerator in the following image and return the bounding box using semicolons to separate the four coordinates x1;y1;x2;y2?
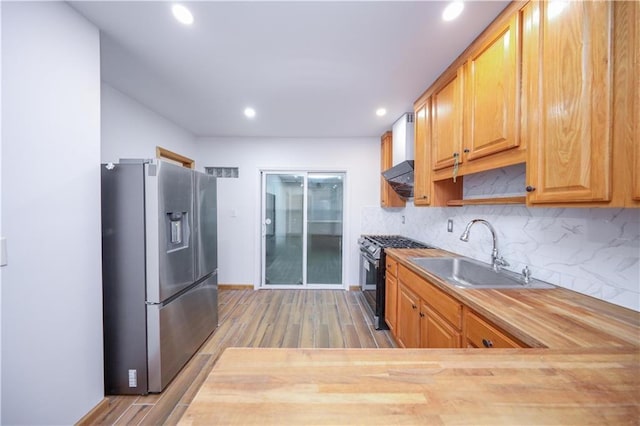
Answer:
101;159;218;394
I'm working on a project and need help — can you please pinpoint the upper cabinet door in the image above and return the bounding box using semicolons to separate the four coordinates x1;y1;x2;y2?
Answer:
380;131;405;208
463;14;519;161
413;99;431;205
524;1;613;203
432;68;463;171
633;2;640;201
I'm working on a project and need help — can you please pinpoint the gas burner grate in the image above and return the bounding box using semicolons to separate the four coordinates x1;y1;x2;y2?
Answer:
363;235;431;249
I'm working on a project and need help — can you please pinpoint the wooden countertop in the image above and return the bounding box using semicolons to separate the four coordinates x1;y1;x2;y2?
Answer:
385;248;640;349
179;347;640;425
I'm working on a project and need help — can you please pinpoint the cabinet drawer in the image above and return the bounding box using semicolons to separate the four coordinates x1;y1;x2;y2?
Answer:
385;256;398;277
399;266;462;330
465;310;526;348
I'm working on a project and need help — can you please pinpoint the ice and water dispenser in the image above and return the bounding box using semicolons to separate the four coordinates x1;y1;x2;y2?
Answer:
167;211;189;250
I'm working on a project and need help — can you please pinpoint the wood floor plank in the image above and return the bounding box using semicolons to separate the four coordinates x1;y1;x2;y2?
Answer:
368;324;396;348
163;404;189;426
113;404;152;426
316;324;330;348
93;396;140;425
282;323;301;348
197;313;239;355
266;297;295;347
97;289;396;426
325;302;346;348
342;323;362;348
136;354;210;424
335;291;354;326
347;295;378;348
178;355;215;405
299;299;317;348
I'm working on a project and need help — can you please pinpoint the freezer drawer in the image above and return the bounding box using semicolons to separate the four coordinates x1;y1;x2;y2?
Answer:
146;272;218;392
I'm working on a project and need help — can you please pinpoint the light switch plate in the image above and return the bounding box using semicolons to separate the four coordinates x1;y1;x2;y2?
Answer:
0;237;7;266
447;219;453;233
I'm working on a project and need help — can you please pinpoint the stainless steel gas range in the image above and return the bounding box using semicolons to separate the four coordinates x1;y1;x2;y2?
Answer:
358;235;433;330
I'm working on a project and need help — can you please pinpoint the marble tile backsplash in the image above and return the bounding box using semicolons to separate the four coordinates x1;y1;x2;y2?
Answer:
463;163;526;199
363;204;640;312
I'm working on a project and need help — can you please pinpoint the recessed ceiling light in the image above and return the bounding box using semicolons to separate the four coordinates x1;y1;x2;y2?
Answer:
172;4;194;25
442;1;464;22
244;107;256;119
376;108;387;117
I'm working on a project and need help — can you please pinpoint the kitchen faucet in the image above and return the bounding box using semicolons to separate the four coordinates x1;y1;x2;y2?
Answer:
459;219;510;272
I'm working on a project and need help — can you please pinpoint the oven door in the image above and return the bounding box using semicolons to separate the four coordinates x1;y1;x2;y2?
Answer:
359;250;387;330
359;250;378;292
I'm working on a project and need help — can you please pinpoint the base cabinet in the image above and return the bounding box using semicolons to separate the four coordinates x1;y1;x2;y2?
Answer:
395;265;462;349
397;283;420;348
464;309;527;349
384;275;398;333
423;303;462;348
391;263;528;349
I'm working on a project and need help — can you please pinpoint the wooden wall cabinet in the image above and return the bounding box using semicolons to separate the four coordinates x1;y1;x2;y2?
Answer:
384;257;399;333
464;309;526;348
408;1;638;208
630;2;640;201
413;99;431;205
463;14;519;161
380;131;406;208
432;68;464;171
523;1;613;204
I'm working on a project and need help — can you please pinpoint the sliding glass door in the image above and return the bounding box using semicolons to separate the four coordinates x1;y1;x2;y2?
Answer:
261;171;344;288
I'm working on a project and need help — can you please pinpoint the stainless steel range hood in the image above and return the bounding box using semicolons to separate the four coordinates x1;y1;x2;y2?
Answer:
382;113;415;198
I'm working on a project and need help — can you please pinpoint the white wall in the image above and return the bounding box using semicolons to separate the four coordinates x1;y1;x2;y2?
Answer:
101;83;198;166
1;3;103;424
0;3;3;420
196;137;379;288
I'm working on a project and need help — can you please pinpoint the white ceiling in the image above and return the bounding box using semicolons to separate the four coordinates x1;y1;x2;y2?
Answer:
70;1;509;138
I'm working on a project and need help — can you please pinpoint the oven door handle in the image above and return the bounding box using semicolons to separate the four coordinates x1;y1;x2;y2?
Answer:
360;250;379;266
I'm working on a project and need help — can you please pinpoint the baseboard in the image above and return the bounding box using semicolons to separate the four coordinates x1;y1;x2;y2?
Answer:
219;283;254;290
75;397;109;426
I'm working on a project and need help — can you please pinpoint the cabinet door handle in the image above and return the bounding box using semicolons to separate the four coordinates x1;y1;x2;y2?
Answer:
419;312;425;318
525;185;536;192
482;338;494;348
463;148;470;153
412;304;417;310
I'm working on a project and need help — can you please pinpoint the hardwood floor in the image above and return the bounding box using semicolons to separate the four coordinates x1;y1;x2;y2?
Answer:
91;289;396;425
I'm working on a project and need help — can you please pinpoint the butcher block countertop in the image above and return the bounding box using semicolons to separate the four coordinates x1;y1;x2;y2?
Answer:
179;347;639;425
385;248;640;349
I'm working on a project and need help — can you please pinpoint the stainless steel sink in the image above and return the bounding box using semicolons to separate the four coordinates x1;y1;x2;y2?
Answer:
409;257;555;289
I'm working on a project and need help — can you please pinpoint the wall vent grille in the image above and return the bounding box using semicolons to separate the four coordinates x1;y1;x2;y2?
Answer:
205;167;239;178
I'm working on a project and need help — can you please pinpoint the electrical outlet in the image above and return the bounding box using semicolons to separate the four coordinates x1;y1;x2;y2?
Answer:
447;219;453;233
